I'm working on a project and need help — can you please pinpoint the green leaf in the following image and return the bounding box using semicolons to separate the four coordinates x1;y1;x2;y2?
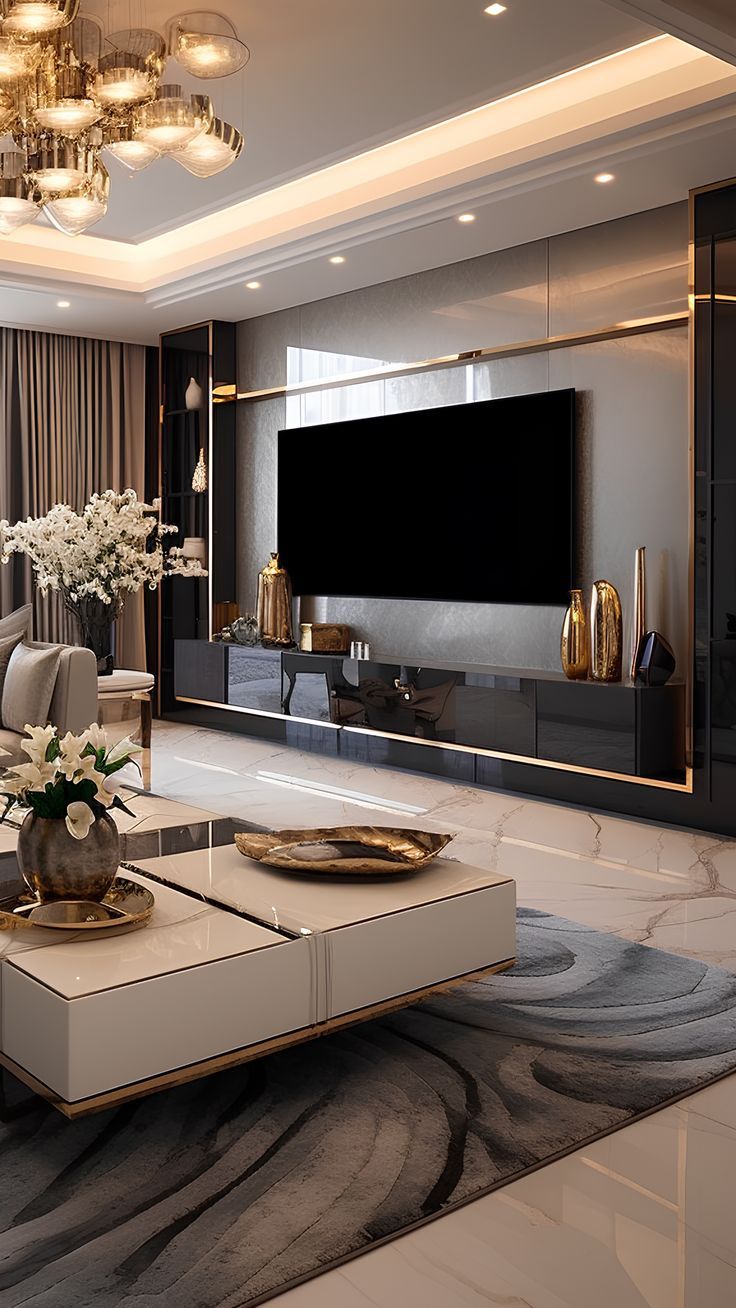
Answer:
110;794;136;819
45;737;61;763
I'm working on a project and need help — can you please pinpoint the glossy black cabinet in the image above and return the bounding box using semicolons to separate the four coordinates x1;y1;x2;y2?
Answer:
174;641;685;782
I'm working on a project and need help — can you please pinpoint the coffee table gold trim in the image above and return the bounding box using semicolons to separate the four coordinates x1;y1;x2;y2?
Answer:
0;956;515;1120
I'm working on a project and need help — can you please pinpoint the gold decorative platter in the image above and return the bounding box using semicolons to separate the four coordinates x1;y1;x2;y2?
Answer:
0;876;155;935
234;827;455;876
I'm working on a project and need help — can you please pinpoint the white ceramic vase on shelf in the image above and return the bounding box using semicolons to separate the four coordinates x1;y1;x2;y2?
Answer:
185;377;204;411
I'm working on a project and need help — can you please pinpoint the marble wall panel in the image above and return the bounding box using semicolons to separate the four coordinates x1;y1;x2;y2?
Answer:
548;202;688;336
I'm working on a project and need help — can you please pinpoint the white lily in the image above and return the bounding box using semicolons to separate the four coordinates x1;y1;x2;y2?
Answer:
65;801;95;841
58;733;87;781
20;725;57;766
73;755;114;807
83;722;107;753
8;761;57;790
107;736;144;766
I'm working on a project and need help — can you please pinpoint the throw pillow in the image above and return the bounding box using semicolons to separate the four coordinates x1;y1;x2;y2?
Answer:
0;632;23;708
0;604;32;644
1;642;61;735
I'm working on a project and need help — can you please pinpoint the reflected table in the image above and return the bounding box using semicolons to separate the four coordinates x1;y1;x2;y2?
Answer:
0;798;516;1117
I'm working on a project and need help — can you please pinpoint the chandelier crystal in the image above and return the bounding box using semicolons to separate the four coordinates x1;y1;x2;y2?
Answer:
0;35;42;78
43;156;108;234
175;116;243;177
0;149;39;233
135;84;211;153
0;5;247;236
0;1;79;35
92;51;158;108
103;120;159;172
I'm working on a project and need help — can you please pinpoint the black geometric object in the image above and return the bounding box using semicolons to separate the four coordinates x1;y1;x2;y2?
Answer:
635;630;676;687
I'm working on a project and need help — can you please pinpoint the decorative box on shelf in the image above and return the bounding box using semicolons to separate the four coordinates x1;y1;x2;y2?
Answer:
299;623;351;653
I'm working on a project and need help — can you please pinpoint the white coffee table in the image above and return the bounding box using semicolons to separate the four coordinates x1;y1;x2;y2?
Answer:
0;807;516;1117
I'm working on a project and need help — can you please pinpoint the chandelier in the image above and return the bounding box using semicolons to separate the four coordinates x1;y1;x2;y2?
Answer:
0;3;248;236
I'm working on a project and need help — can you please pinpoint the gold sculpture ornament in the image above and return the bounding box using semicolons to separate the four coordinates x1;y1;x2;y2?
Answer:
630;546;646;681
257;552;294;647
590;579;623;682
561;588;589;680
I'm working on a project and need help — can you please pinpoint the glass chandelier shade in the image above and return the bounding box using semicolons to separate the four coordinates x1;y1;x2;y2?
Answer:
33;61;100;133
43;156;108;234
0;7;248;236
135;84;212;154
175;116;243;177
173;29;250;79
0;35;42;79
0;1;79;35
92;51;159;108
0;149;39;232
26;135;95;195
103;120;159;172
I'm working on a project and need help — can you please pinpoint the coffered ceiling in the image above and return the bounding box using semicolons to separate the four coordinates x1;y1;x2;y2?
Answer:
2;0;736;343
81;0;653;242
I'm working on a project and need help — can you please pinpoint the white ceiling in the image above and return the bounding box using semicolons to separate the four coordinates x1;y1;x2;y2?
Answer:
2;2;736;344
79;0;653;240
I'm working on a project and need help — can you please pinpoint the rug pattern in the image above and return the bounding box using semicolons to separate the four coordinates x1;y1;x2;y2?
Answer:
2;908;736;1307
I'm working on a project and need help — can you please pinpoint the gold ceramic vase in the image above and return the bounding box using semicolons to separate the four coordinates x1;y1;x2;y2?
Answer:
590;579;623;682
561;589;589;680
257;552;294;647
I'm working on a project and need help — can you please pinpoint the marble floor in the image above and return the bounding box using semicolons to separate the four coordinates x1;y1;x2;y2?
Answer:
141;722;736;1307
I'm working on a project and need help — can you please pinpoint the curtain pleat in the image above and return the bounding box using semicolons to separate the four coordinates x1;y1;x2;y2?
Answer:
0;328;147;669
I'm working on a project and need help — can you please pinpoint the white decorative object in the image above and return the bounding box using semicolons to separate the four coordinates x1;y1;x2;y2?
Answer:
182;536;207;566
185;377;204;411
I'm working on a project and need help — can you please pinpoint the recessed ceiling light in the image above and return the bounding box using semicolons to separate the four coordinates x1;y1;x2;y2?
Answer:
457;213;476;223
329;255;346;264
245;280;261;290
595;172;615;184
57;300;71;308
484;4;507;14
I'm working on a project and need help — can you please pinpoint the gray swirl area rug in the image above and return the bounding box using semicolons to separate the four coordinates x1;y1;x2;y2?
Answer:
2;907;736;1308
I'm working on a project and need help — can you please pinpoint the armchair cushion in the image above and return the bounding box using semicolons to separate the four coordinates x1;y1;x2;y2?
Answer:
2;642;61;734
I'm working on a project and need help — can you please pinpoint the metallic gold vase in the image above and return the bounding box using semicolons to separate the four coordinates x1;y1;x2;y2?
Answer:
590;579;623;682
561;589;589;680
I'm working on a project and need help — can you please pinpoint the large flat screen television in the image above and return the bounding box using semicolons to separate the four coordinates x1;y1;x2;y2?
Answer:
277;388;575;605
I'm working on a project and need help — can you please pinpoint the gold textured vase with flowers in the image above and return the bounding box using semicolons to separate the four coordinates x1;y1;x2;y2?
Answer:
560;589;589;680
590;579;623;682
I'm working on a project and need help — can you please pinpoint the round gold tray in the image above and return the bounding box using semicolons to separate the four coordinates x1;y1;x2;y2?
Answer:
0;875;155;935
234;826;455;876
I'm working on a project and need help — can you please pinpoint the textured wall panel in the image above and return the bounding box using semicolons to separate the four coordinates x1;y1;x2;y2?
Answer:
236;206;689;673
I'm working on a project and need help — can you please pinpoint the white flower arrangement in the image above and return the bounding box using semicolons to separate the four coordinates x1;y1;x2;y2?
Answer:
0;489;207;618
0;724;143;841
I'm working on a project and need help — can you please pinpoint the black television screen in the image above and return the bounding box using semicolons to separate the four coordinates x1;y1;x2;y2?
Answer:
277;388;575;605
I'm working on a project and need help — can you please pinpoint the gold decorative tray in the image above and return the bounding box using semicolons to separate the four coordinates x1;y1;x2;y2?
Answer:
234;826;455;876
0;876;155;935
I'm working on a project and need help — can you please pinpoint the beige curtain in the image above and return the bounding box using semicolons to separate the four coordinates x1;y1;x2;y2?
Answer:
0;328;148;670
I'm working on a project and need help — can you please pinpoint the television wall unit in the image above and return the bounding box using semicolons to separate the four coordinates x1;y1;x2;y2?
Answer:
174;641;686;786
277;389;575;606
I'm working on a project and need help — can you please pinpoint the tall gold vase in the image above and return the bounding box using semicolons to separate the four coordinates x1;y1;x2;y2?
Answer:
561;589;589;680
590;580;623;682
